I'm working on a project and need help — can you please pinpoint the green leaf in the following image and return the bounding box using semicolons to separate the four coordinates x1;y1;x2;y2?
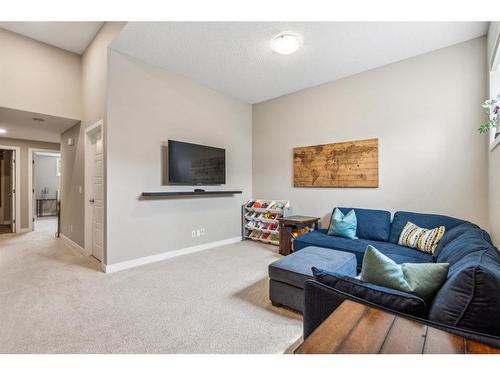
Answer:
478;123;493;134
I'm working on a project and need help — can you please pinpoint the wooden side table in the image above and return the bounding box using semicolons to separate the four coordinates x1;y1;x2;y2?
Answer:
278;215;320;256
295;300;500;354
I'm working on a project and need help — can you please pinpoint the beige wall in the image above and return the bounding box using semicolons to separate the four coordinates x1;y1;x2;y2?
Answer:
106;50;252;265
487;23;500;244
61;123;83;242
0;137;60;229
253;37;489;231
60;22;125;248
0;28;81;120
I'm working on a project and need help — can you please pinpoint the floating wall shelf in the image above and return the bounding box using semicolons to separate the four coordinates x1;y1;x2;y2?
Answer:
141;191;242;198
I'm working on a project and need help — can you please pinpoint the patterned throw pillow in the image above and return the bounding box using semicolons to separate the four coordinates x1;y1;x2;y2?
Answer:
398;221;446;254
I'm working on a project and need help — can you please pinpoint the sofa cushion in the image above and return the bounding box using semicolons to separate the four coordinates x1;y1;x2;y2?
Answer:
383;253;429;264
268;246;357;289
294;230;368;265
389;211;466;244
294;230;432;266
337;207;391;242
435;228;493;265
434;222;482;257
428;246;500;336
312;267;428;318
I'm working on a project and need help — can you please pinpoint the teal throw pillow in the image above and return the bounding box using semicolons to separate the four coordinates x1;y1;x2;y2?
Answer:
360;245;449;303
327;208;358;240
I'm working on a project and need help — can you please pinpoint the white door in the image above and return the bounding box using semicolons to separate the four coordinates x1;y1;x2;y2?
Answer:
11;151;16;233
89;132;104;261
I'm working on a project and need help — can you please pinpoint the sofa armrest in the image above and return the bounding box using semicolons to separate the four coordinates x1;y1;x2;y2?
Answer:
303;280;347;338
303;279;425;338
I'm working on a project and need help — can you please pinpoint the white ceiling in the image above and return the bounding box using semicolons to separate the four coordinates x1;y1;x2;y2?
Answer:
0;22;104;54
111;22;488;104
0;107;79;143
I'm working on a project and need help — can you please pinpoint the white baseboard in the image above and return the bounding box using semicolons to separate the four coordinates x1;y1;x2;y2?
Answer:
17;228;31;234
103;236;242;273
60;234;90;256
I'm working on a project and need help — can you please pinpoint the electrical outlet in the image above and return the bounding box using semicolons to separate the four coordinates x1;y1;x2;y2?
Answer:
192;228;205;238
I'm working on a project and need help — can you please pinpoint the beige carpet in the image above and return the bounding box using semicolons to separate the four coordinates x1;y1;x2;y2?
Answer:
0;222;302;353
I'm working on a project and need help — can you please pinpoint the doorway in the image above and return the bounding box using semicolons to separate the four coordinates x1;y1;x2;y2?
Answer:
28;149;61;234
0;146;20;234
85;121;104;262
0;149;15;234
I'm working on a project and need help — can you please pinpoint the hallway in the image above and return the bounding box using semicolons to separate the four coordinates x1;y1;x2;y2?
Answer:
33;216;58;233
0;217;101;297
0;217;103;352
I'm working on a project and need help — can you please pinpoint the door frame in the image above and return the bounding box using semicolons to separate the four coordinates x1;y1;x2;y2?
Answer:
0;145;21;233
28;148;61;231
84;120;103;260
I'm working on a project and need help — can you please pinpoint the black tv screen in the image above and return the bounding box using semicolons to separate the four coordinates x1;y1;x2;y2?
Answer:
168;140;226;185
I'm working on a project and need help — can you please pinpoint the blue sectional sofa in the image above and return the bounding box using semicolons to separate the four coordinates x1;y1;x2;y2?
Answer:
293;207;500;343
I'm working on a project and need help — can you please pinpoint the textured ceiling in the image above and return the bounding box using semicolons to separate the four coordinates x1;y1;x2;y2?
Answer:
111;22;488;103
0;22;104;54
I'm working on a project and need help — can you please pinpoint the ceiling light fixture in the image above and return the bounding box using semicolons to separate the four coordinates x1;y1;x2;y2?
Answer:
0;129;7;134
32;117;45;122
270;33;302;55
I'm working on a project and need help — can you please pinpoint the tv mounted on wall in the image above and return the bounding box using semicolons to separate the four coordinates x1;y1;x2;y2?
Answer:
167;140;226;185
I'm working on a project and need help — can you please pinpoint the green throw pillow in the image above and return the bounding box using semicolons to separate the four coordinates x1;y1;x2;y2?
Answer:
360;245;449;303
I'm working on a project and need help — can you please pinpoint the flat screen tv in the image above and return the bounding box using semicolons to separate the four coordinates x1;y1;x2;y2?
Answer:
168;140;226;185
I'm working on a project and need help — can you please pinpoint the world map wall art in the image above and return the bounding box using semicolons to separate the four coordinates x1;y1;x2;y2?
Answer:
293;138;379;188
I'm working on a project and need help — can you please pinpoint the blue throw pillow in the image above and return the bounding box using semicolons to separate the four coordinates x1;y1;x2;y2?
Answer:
327;208;357;239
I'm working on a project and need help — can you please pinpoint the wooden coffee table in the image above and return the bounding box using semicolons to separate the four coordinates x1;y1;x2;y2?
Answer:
295;299;500;354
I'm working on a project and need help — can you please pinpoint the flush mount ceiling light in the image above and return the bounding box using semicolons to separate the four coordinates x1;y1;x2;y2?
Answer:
32;117;45;122
270;33;302;55
0;128;6;134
